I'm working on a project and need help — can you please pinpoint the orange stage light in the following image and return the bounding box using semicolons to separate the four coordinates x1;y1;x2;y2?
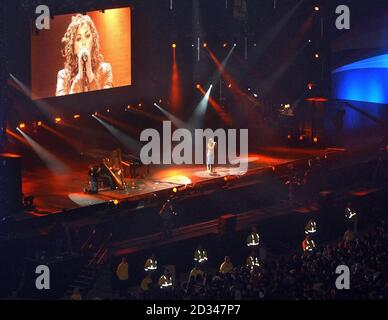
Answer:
73;114;80;119
19;123;26;129
306;97;328;102
170;48;182;112
55;117;62;123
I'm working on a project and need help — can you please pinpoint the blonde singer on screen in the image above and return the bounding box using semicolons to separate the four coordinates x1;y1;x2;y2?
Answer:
56;14;113;96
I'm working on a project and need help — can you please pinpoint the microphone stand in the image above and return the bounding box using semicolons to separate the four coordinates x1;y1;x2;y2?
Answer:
83;60;87;92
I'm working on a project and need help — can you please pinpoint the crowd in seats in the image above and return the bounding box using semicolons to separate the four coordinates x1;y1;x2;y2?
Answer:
117;219;387;300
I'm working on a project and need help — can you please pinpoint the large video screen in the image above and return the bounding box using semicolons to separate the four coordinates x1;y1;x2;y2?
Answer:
31;7;131;100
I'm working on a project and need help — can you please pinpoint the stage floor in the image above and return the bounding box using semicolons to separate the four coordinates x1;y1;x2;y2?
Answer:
22;147;336;214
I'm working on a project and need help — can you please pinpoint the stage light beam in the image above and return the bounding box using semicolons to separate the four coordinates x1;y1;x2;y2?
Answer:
153;103;188;128
92;114;142;155
16;128;69;175
189;85;213;128
170;43;182;112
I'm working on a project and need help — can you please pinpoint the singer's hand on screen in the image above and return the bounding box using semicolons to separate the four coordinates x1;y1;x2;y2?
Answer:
77;48;94;82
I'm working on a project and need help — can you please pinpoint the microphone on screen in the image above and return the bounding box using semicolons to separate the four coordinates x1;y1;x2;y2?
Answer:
82;52;88;63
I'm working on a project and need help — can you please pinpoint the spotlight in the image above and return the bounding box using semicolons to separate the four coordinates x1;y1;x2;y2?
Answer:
315;53;319;59
111;199;119;206
18;123;26;129
253;93;258;98
73;114;80;119
172;43;176;48
159;99;163;104
308;82;314;90
127;105;131;109
299;135;304;141
287;134;292;140
313;137;318;143
37;121;42;127
196;84;201;89
223;43;228;48
138;103;142;107
191;44;195;47
247;88;251;91
55;117;62;124
173;187;177;193
253;43;257;47
308;39;312;43
203;42;208;48
94;112;98;116
233;43;237;47
314;6;319;11
228;84;232;88
209;84;213;89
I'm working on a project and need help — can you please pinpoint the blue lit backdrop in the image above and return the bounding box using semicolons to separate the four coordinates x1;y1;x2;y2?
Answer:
332;54;388;104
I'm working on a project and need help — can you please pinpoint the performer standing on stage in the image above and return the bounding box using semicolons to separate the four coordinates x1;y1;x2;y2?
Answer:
206;138;217;173
56;14;113;96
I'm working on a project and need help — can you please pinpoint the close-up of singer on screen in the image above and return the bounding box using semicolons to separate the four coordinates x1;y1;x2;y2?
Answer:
56;14;113;96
